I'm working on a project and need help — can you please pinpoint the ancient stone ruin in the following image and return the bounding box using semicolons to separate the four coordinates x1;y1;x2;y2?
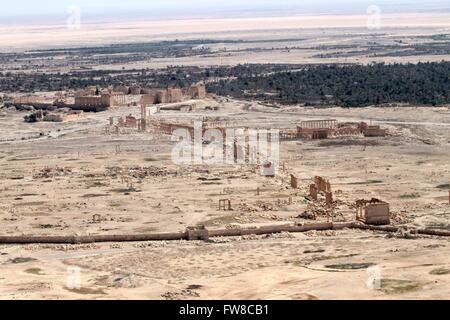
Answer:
296;119;387;140
186;225;209;241
356;198;390;225
188;84;207;99
219;199;232;211
24;109;83;123
290;174;298;189
308;176;333;206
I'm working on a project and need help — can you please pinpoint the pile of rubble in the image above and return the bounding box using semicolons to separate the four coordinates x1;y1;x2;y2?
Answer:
104;166;179;179
32;166;73;179
24;109;83;123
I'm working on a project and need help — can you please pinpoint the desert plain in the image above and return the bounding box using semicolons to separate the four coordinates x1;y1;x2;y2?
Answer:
0;13;450;300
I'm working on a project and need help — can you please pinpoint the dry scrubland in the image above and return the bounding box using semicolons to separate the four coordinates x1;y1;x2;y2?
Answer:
0;98;450;299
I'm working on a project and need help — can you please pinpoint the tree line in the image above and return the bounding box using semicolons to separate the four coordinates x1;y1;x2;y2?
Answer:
207;61;450;107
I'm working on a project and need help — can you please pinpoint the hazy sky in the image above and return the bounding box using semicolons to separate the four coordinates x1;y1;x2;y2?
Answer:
1;0;449;23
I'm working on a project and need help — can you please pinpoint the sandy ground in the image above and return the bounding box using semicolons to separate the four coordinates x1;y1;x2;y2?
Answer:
1;232;449;300
0;98;449;299
2;14;449;76
1;13;449;51
2;13;450;49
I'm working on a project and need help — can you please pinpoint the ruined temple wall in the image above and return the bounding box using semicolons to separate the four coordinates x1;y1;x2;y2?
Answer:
141;94;157;106
189;85;206;99
167;88;183;103
112;94;126;106
156;90;168;104
297;127;330;140
114;86;130;94
13;96;46;105
364;203;390;225
73;94;112;110
101;94;113;107
300;120;337;129
363;126;387;137
74;96;102;106
141;88;158;94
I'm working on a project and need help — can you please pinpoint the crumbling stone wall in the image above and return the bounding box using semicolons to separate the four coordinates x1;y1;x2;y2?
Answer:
362;125;387;137
167;88;183;103
74;93;113;108
356;199;390;225
188;84;206;99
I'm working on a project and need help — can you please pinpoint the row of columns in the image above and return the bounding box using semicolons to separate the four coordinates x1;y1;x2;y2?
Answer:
300;120;337;129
